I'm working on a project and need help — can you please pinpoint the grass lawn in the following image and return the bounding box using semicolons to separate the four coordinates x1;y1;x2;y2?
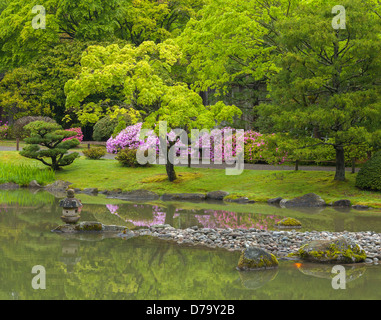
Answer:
0;151;380;208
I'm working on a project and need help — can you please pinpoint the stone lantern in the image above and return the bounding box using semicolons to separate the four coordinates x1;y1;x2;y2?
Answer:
59;189;82;224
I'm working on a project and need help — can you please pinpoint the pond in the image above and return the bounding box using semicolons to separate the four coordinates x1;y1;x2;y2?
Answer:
1;189;381;300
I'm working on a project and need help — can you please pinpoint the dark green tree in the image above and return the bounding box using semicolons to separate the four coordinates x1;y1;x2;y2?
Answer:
20;121;80;171
257;0;381;181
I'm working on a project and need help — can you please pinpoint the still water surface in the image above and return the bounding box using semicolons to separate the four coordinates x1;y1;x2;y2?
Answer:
0;190;380;300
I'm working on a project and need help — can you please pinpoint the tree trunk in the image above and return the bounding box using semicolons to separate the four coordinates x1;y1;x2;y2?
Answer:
334;146;346;181
166;161;177;182
51;156;58;171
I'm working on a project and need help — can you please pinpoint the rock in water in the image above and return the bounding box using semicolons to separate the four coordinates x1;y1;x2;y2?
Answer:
268;197;283;205
161;193;206;201
206;191;230;201
276;217;302;229
296;237;367;263
29;180;42;189
53;221;129;234
44;180;72;192
282;193;326;207
0;182;20;190
333;199;351;207
237;247;279;271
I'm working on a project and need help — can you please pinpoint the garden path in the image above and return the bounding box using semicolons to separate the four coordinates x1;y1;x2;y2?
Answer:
0;146;359;172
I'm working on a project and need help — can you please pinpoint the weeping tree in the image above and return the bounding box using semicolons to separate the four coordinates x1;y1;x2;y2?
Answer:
20;121;80;171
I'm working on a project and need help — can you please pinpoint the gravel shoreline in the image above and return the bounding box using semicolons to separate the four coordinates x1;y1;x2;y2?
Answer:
131;225;381;265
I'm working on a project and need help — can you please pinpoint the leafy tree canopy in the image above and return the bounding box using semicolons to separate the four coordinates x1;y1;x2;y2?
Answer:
177;0;297;94
257;0;381;180
0;0;204;69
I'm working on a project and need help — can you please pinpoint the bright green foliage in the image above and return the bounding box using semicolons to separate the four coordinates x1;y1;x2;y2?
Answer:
65;40;241;129
0;0;58;69
0;163;55;186
178;0;286;94
356;151;381;191
82;147;107;160
0;0;8;14
0;0;203;69
20;121;80;171
65;40;183;124
0;0;121;68
115;0;205;46
257;0;381;180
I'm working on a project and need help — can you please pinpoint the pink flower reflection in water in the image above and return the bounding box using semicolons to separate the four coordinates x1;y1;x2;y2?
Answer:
106;204;120;216
126;205;166;227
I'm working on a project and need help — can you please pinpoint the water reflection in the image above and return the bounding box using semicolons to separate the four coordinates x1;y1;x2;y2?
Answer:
104;203;284;230
1;190;381;300
296;263;366;283
98;202;381;233
60;240;81;273
238;269;279;290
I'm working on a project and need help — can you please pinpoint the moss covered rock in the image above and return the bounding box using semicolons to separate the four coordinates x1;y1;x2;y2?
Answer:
282;193;326;207
237;247;279;271
224;193;250;203
276;217;302;229
296;238;367;264
75;221;103;231
52;221;128;234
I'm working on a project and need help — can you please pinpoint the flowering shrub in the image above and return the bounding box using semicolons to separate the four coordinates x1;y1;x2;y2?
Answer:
107;123;147;153
197;128;288;165
106;122;183;155
63;127;84;143
0;121;9;140
106;123;289;164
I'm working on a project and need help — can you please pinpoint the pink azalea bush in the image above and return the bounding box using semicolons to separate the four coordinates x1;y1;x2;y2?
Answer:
106;123;288;164
107;123;149;154
106;122;186;155
0;121;9;140
197;127;288;165
63;127;84;143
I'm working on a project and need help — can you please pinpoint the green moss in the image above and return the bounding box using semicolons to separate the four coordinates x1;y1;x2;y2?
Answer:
75;222;103;232
224;193;246;201
297;240;367;263
276;217;302;227
238;253;279;270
